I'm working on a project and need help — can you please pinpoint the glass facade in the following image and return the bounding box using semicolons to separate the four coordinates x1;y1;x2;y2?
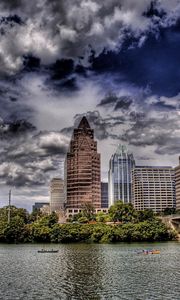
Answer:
101;182;108;208
108;145;135;206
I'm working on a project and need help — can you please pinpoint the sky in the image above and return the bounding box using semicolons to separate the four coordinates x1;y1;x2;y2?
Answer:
0;0;180;211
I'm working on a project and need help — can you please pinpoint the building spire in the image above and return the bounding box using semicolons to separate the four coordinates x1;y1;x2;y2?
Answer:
115;144;127;155
78;116;91;129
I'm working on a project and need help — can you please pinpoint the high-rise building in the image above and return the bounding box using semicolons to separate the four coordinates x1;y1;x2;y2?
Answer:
108;145;135;206
132;166;176;213
50;178;65;213
101;182;108;208
65;116;101;210
175;157;180;210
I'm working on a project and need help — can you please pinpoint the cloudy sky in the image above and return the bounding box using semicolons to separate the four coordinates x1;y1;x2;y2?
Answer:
0;0;180;210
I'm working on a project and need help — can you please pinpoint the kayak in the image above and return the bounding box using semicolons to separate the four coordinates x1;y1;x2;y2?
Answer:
38;249;59;253
137;249;160;255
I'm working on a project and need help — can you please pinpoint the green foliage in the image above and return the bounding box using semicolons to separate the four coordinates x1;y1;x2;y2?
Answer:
78;216;89;224
136;209;155;222
81;202;96;220
96;212;109;223
50;224;93;243
163;207;176;216
28;208;43;222
109;201;136;223
0;204;177;243
0;206;30;243
0;206;29;223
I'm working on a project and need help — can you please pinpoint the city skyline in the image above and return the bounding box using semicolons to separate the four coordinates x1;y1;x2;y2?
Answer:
0;1;180;210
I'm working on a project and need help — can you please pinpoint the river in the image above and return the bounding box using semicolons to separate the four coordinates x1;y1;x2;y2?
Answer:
0;242;179;300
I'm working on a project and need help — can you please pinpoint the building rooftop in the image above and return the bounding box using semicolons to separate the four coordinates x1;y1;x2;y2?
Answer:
78;116;91;129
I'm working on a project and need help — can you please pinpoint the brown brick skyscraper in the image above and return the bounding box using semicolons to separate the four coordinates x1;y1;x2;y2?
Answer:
65;116;101;209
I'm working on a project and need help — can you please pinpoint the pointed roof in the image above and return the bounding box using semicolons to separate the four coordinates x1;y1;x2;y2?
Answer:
116;144;128;155
78;116;91;129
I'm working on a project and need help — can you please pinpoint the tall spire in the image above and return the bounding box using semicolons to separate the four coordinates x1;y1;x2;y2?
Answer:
115;144;127;155
78;116;91;129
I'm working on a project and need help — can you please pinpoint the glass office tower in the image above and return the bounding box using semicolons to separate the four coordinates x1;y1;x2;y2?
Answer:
108;145;135;207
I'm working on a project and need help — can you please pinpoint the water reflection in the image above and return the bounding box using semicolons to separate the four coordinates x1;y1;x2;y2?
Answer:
61;244;103;299
0;242;179;300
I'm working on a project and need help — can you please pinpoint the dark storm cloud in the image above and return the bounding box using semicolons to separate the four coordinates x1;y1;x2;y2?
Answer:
61;110;125;141
0;0;23;9
0;80;34;122
122;112;180;155
156;144;180;155
41;59;87;92
61;110;112;140
98;93;119;107
0;119;36;139
114;96;133;110
0;0;179;76
0;128;69;187
98;93;133;111
0;15;23;26
92;25;180;97
23;56;41;71
50;59;74;81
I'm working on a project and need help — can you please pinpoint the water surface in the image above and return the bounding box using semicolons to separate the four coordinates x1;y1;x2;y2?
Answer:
0;242;179;299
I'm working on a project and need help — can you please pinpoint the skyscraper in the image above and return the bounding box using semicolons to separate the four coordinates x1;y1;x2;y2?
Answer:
175;157;180;210
50;178;65;213
132;166;176;213
108;145;135;206
65;116;101;210
101;182;108;208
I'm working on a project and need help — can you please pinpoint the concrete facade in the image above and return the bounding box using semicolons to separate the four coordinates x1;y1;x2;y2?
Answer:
66;208;108;219
132;166;176;213
50;178;65;213
65;117;101;209
175;157;180;210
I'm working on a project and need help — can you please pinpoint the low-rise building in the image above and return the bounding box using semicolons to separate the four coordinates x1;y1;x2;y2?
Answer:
66;207;109;219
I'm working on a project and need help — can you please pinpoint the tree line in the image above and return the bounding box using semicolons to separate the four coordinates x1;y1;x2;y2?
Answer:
0;202;177;243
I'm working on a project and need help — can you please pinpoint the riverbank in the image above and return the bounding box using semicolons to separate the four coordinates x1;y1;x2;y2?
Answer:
0;204;178;244
0;220;177;244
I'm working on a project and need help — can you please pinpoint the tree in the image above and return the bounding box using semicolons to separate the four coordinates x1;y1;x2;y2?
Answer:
78;216;89;224
109;201;136;223
163;207;176;216
29;208;43;222
81;202;95;220
3;216;26;243
136;209;155;222
0;206;29;223
96;211;109;223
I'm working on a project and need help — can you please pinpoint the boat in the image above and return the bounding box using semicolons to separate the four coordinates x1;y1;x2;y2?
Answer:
142;249;160;255
38;249;59;253
136;249;160;255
